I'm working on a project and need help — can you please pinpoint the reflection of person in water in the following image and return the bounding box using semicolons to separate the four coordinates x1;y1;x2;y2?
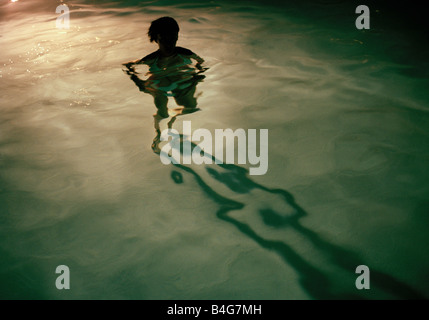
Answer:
122;16;207;119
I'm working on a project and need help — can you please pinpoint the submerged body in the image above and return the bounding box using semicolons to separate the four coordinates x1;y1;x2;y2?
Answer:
141;47;205;108
123;17;206;118
125;47;206;118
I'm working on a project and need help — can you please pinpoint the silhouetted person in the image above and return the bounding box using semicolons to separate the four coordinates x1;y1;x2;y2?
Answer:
122;17;206;119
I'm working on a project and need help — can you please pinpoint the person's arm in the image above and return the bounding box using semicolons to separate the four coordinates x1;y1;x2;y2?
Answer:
192;53;204;64
122;58;144;69
123;51;159;68
191;53;205;71
176;47;206;71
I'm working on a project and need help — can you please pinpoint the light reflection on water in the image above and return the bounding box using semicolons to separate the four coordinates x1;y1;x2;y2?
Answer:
0;0;428;299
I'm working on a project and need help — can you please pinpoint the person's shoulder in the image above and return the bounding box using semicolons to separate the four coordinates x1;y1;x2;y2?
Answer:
141;50;160;62
176;47;195;56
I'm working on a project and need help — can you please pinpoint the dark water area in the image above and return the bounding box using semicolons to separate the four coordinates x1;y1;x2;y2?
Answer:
0;0;428;300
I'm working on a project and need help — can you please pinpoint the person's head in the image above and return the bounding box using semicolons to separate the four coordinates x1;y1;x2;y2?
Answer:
148;17;179;50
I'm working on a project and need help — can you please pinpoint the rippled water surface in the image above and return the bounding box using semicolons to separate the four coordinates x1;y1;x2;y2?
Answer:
1;0;428;299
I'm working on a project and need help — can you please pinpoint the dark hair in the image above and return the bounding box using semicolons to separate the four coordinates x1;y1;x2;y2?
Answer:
148;17;180;43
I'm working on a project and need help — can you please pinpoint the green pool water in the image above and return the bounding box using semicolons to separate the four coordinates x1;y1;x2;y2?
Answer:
0;0;428;299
